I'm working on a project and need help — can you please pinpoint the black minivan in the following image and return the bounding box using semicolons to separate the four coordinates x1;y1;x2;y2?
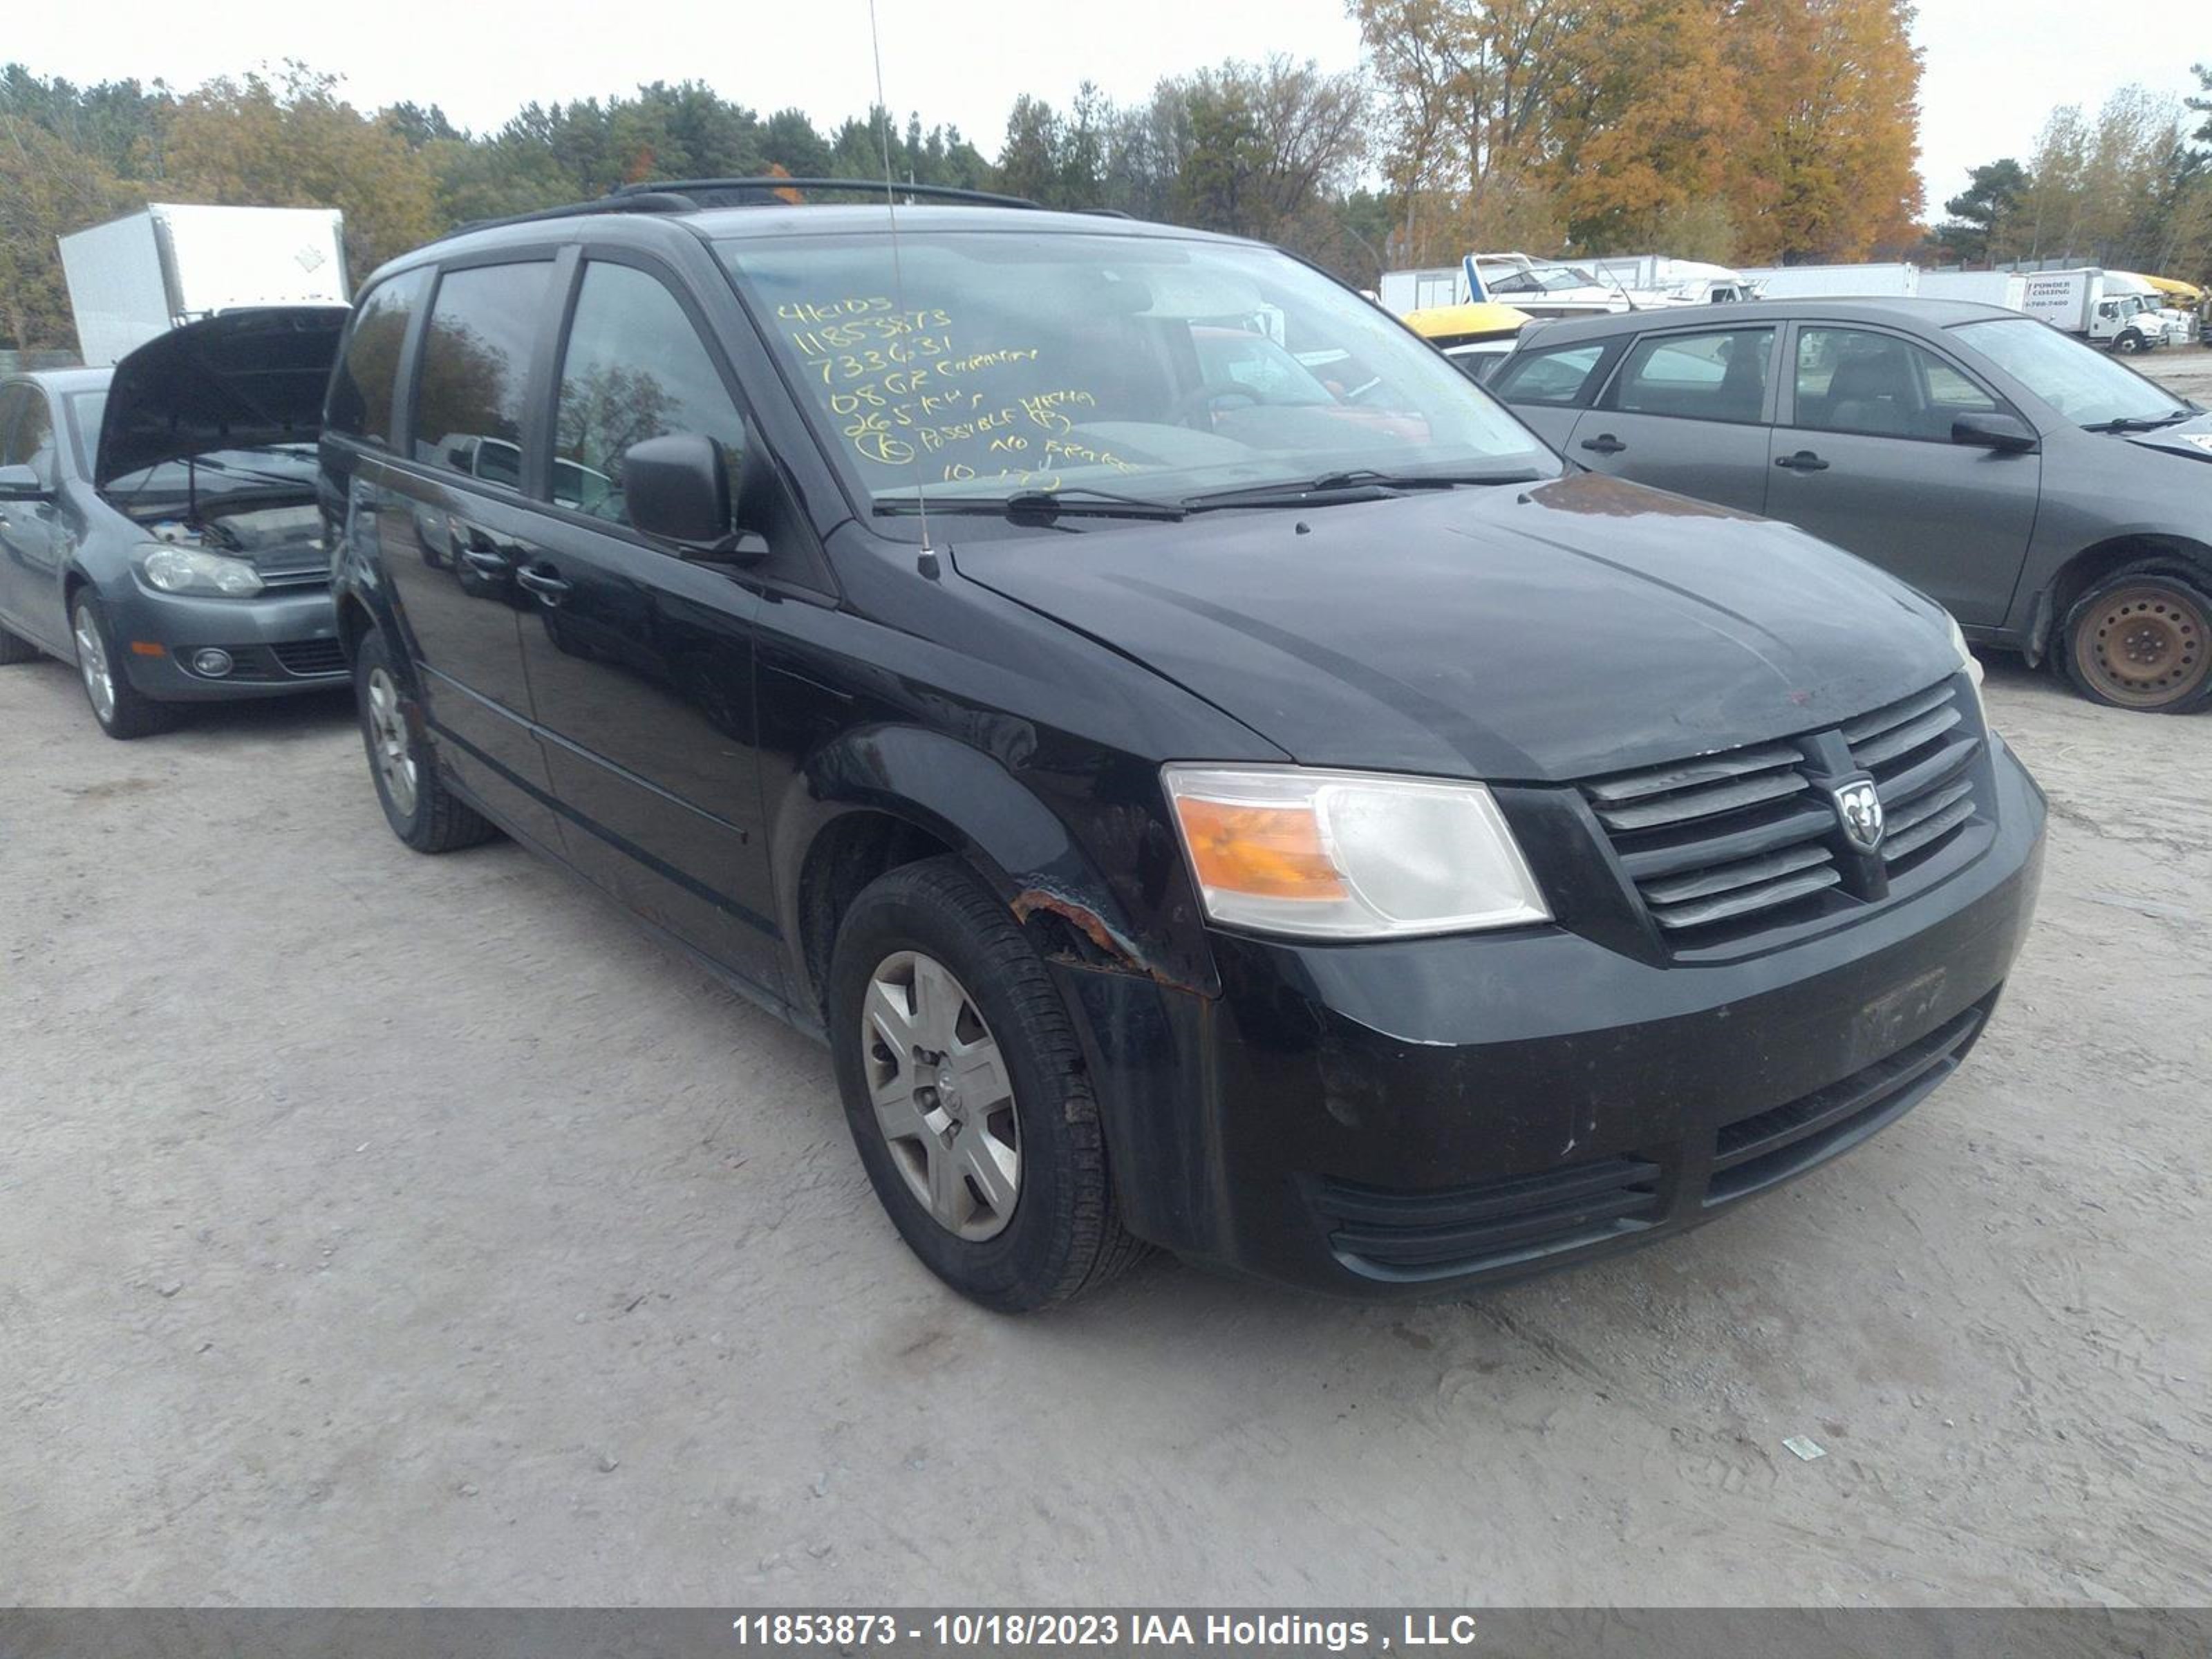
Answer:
321;182;2045;1310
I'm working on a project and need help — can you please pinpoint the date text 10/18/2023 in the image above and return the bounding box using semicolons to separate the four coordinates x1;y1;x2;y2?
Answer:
729;1613;1484;1650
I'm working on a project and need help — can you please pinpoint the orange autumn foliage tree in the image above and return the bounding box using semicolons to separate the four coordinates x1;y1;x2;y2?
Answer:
1352;0;1924;263
1724;0;1925;261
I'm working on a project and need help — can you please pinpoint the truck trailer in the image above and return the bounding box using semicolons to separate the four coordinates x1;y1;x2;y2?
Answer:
58;204;350;365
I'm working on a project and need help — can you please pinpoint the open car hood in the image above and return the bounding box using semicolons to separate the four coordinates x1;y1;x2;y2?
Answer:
95;306;350;489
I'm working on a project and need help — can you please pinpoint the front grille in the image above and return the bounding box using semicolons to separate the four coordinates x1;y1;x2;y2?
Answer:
1581;678;1983;947
1840;684;1983;868
270;638;348;677
1313;1155;1662;1277
1706;1001;1986;1205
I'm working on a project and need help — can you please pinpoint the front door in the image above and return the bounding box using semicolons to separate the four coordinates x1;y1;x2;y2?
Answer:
377;256;566;848
0;384;68;650
1768;324;2041;626
512;257;782;998
1564;323;1779;514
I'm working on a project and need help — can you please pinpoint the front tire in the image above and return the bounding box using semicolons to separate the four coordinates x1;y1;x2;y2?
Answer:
353;628;498;850
2113;329;2146;355
71;592;180;739
827;857;1146;1312
2061;563;2212;712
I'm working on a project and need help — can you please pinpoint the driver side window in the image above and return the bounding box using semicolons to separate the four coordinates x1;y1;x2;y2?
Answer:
1794;327;2000;442
554;261;749;532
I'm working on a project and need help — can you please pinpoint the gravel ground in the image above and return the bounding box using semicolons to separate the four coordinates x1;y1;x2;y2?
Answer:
2;644;2207;1608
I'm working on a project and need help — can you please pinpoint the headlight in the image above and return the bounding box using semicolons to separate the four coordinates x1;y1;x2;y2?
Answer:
1163;765;1550;939
1945;612;1988;725
133;544;263;598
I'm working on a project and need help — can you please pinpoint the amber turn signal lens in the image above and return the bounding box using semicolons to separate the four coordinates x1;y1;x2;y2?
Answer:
1172;796;1346;902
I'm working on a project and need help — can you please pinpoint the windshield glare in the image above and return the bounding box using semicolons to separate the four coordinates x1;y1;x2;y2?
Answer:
1951;317;2187;427
718;230;1556;506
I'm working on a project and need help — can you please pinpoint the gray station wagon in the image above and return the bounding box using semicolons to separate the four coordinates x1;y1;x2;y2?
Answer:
1493;298;2212;713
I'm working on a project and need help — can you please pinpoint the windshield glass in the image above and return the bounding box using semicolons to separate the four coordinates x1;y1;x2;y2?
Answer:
66;389;317;498
718;229;1555;506
1951;317;2188;427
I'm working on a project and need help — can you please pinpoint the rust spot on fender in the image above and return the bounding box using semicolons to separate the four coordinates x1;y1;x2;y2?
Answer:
1010;884;1201;993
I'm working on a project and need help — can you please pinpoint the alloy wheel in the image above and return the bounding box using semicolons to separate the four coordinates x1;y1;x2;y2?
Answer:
366;666;419;816
860;950;1021;1241
73;604;115;725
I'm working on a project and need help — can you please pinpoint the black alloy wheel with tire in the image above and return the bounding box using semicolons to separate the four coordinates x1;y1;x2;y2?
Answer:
353;628;499;851
2061;562;2212;712
826;856;1147;1312
71;592;180;739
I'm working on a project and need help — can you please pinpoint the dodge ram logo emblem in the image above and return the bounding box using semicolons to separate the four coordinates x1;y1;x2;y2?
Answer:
1830;778;1884;852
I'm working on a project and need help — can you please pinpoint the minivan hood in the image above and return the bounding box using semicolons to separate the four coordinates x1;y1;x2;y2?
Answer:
96;306;349;489
952;472;1957;782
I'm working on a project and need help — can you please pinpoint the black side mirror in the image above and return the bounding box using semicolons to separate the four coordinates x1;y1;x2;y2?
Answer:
0;462;50;500
1951;412;2039;453
623;433;766;560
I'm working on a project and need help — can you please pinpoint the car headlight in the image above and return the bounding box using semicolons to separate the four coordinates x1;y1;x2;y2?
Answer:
1945;612;1988;725
1163;765;1550;939
133;544;264;598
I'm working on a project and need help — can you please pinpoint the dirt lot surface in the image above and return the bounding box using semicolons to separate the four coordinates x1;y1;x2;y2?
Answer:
3;648;2207;1607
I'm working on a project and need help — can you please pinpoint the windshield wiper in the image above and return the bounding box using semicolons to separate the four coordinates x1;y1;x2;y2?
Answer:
1184;467;1544;511
2083;411;2194;432
874;486;1185;522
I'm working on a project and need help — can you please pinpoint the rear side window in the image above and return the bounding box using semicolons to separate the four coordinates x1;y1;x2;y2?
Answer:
1609;327;1774;424
325;268;429;449
552;261;749;528
1493;344;1605;406
412;262;554;483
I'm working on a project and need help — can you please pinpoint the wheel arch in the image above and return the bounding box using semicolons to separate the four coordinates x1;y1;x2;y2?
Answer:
774;725;1215;1020
2030;533;2212;662
335;590;378;666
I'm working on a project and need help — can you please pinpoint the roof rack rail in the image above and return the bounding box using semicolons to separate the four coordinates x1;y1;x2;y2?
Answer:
612;176;1046;210
441;176;1050;245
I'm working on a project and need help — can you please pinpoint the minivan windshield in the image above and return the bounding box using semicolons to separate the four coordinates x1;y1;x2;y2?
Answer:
718;229;1557;509
1951;316;2191;429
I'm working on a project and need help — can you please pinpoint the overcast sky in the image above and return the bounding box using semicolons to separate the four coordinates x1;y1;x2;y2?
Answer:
9;0;2204;224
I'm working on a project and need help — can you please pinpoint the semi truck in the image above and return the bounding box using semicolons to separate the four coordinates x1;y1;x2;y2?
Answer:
58;204;350;365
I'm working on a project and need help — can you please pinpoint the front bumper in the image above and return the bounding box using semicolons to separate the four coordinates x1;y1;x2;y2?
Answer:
1061;739;2046;1298
109;580;346;702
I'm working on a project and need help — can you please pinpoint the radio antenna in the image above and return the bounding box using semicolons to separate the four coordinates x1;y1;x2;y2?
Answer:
868;0;937;576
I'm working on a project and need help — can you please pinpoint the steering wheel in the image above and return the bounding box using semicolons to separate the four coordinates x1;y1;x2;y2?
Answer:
1177;384;1262;429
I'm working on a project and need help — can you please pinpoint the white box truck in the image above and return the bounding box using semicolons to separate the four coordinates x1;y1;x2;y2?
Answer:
58;204;350;365
2016;269;2166;353
1917;270;2027;309
1736;262;1920;299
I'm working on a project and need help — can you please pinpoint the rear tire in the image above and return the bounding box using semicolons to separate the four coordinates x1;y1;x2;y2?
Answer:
353;628;499;850
71;592;180;740
826;856;1147;1312
2060;562;2212;712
